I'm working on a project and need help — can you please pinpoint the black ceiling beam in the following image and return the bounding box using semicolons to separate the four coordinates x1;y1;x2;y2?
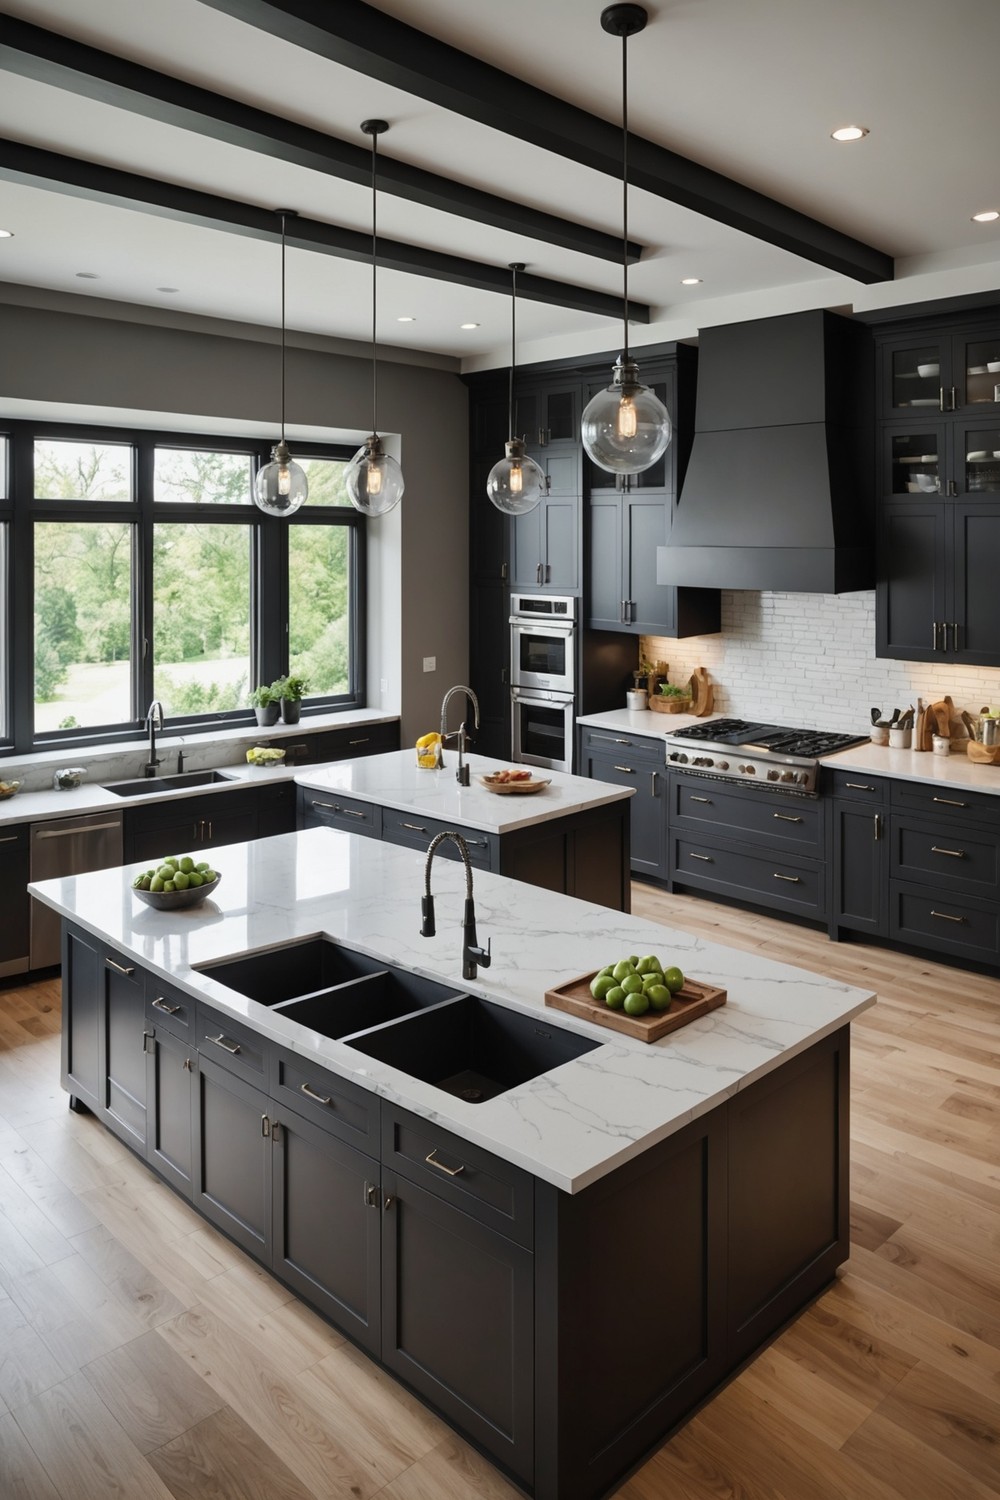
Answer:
199;0;894;286
0;138;648;323
0;14;639;267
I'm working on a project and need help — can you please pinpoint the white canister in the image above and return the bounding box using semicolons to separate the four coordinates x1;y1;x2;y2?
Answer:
888;727;912;749
932;734;951;756
869;724;889;746
626;689;648;712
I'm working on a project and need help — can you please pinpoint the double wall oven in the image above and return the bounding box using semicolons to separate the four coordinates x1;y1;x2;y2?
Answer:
509;593;576;773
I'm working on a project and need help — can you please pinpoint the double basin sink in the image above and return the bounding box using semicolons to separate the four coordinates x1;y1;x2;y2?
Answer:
195;935;598;1105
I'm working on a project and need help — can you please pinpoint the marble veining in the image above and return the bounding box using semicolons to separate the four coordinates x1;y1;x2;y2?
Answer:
30;828;875;1193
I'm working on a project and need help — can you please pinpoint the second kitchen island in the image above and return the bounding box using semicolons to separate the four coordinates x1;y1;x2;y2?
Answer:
32;829;874;1500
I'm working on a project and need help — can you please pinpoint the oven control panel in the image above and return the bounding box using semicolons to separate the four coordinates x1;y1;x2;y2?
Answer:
666;749;816;793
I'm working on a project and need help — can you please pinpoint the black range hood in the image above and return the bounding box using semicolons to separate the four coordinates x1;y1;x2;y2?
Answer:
657;309;874;593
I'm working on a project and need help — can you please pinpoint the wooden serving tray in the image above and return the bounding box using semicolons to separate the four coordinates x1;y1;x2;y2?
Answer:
545;970;727;1041
648;694;693;715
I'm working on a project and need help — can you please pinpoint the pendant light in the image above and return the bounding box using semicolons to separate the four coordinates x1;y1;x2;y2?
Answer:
346;119;405;516
486;263;545;515
581;5;672;476
254;209;308;515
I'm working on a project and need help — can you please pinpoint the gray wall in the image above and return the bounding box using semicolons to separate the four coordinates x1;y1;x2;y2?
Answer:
0;294;470;745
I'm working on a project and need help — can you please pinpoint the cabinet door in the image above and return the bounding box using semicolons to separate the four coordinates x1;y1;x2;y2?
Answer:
272;1107;381;1356
381;1166;534;1484
831;802;886;938
542;496;579;591
515;380;579;448
193;1053;272;1261
145;1026;195;1197
0;824;29;973
583;749;665;881
101;955;147;1151
469;578;511;760
61;924;102;1111
509;502;543;588
588;494;625;630
955;332;1000;414
880;334;952;418
953;501;1000;665
625;492;672;633
876;501;948;661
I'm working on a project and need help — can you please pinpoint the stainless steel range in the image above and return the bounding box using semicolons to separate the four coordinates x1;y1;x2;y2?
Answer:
663;718;868;795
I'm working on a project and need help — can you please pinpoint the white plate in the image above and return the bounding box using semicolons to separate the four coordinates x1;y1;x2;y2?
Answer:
909;398;940;406
967;451;989;460
969;365;988;375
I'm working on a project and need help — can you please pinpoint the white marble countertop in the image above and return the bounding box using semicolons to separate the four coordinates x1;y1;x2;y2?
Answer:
295;749;633;834
577;707;702;741
29;829;875;1194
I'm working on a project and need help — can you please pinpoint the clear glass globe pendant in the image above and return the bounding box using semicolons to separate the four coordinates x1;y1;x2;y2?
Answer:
486;437;545;515
346;433;405;517
581;355;672;475
255;439;309;515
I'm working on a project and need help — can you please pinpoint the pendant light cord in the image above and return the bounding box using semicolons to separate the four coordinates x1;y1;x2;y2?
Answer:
508;263;517;437
370;130;379;438
279;210;287;443
621;27;630;366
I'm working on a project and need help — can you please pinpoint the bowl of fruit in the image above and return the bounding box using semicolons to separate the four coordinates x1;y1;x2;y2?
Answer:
132;855;220;909
0;778;21;800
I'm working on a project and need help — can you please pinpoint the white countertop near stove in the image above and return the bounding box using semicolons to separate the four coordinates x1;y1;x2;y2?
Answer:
29;828;875;1193
294;749;633;834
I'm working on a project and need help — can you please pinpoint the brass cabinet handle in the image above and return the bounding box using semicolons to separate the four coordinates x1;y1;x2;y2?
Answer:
341;808;366;819
773;873;802;883
931;846;966;858
208;1034;241;1054
930;910;966;924
383;1194;394;1209
933;796;968;808
689;852;713;862
845;783;876;792
105;957;134;976
773;812;803;824
300;1081;333;1106
348;737;370;745
690;795;712;805
425;1149;465;1177
400;822;427;833
592;735;632;745
0;835;19;844
364;1182;378;1208
152;996;181;1014
261;1114;271;1137
614;765;635;774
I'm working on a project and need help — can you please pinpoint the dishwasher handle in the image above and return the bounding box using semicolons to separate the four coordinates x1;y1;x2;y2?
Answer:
33;819;123;839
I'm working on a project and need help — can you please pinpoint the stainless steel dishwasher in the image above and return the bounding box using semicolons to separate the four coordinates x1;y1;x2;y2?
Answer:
29;813;124;968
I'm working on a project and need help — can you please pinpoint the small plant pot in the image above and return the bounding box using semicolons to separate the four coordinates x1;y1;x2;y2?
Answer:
280;699;301;725
254;703;280;727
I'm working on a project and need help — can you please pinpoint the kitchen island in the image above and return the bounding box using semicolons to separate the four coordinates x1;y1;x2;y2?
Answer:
31;829;874;1500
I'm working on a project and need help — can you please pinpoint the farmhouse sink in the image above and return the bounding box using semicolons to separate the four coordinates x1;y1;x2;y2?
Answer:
345;994;600;1103
106;769;238;797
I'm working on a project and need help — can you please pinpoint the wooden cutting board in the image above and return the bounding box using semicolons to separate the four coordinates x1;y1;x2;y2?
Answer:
688;666;714;718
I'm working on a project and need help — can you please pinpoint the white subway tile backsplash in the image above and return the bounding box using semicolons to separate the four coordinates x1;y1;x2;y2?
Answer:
643;590;1000;733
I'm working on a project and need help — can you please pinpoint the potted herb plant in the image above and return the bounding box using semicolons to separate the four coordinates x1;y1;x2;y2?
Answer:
275;673;309;725
249;682;280;727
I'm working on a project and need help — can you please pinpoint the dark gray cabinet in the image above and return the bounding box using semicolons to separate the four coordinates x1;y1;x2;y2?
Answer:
829;771;888;939
60;923;147;1145
297;786;381;838
193;1049;272;1260
510;481;580;592
145;1022;195;1198
0;822;29;976
123;782;296;864
580;727;666;881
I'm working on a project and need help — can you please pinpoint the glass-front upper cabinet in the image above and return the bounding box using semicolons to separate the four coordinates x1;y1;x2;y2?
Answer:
885;423;1000;498
883;328;1000;416
887;429;942;495
962;422;1000;495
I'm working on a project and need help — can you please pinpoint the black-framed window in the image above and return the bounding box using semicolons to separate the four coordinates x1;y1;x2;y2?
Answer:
0;420;364;754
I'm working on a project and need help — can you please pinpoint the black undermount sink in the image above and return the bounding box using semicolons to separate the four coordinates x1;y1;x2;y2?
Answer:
346;994;600;1104
106;769;238;797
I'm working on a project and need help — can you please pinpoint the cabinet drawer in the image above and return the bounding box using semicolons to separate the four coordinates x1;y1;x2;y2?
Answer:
298;788;380;838
145;977;195;1041
890;814;1000;899
381;810;494;869
890;779;1000;829
581;727;663;763
826;769;888;804
671;776;824;855
672;835;826;920
382;1104;533;1249
271;1044;379;1155
195;1005;268;1087
890;880;1000;964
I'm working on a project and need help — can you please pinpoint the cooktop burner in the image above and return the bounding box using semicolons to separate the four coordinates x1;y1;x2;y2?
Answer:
663;718;869;794
670;719;867;756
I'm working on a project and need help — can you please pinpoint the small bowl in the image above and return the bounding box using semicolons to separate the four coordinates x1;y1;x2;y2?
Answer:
133;873;222;910
916;362;939;378
0;779;21;800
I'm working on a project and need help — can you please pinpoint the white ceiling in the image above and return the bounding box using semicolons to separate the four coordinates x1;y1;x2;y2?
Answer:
1;0;999;369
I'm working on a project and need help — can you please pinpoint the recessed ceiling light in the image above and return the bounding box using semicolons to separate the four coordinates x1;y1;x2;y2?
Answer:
460;322;480;330
831;125;869;142
972;209;999;223
396;315;416;322
75;271;100;279
156;286;179;293
0;229;13;239
681;277;702;286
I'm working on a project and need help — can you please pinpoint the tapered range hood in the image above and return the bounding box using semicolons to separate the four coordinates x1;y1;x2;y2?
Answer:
657;310;874;594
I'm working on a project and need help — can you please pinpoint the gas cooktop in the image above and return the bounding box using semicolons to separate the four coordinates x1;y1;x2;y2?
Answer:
663;718;868;794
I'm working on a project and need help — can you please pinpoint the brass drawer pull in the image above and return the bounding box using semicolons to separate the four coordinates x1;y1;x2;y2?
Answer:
208;1034;241;1055
689;852;713;862
313;800;340;811
425;1150;465;1177
342;808;366;819
152;997;182;1014
845;782;876;792
932;796;968;808
614;764;635;774
930;846;966;859
774;873;802;883
0;835;19;844
773;812;803;823
401;822;427;833
348;737;370;745
105;957;135;976
930;910;966;924
690;795;712;805
300;1081;333;1107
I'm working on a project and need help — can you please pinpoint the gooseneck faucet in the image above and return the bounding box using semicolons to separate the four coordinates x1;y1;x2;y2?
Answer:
438;684;481;786
144;700;164;777
420;830;492;981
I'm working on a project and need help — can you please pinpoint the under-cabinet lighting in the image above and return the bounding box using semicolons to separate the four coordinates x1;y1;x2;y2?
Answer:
461;322;480;329
972;209;999;223
0;229;13;238
681;277;702;285
830;125;869;141
397;315;416;322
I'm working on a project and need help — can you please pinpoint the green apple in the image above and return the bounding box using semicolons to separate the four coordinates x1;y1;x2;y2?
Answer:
635;955;662;975
612;959;635;982
623;991;649;1017
646;984;672;1011
663;966;685;995
590;973;617;1001
604;985;626;1010
621;973;644;995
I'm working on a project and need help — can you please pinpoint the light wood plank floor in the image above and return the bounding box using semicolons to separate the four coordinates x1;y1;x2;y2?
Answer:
1;890;999;1499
